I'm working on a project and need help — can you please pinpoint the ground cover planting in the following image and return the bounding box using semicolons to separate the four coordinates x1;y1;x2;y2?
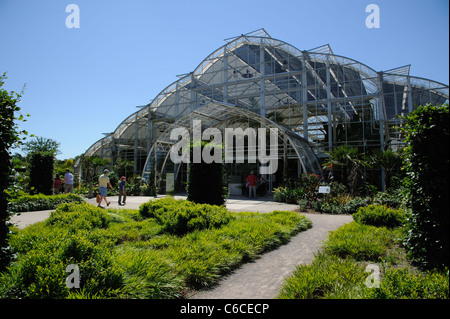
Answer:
0;197;312;298
277;204;449;299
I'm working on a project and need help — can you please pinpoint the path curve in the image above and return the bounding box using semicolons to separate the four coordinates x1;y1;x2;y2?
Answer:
188;213;353;299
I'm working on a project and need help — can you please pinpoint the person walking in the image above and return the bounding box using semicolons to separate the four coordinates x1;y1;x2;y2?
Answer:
246;170;257;199
53;174;62;194
63;169;74;193
118;176;127;206
98;169;114;208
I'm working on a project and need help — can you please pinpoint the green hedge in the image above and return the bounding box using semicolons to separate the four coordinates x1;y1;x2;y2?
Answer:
8;193;85;213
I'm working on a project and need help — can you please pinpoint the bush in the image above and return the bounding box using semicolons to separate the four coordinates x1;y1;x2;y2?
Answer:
0;227;122;298
402;103;449;269
353;204;407;228
46;202;111;231
139;198;234;236
273;187;286;202
323;221;395;261
29;152;54;195
277;253;367;299
342;197;371;214
365;267;449;299
187;141;226;206
8;193;84;213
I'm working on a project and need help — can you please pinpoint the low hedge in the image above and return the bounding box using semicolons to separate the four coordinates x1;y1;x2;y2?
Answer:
139;197;235;236
353;204;407;228
8;193;85;213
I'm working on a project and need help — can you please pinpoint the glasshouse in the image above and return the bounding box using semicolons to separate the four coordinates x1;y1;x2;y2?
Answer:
76;29;449;193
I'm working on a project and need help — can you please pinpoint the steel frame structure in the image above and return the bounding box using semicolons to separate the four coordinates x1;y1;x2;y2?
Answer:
77;29;449;190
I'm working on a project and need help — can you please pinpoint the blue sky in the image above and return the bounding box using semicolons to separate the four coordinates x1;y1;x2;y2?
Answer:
1;0;448;160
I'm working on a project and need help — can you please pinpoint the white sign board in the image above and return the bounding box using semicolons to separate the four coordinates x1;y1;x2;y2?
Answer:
166;173;174;193
318;186;331;194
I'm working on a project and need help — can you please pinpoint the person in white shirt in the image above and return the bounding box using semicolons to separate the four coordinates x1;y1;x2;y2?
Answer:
98;169;114;208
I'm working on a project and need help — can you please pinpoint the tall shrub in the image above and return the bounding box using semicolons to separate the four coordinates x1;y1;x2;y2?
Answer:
0;73;28;270
187;141;226;206
402;103;449;269
29;152;54;195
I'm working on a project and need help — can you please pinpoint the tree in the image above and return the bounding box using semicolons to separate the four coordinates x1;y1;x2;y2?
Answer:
324;144;371;195
0;72;29;270
402;103;449;269
368;149;403;190
22;136;60;158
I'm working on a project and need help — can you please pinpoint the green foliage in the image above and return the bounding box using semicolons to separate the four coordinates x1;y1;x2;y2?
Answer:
353;204;407;228
139;197;234;236
187;141;226;206
402;103;449;269
1;199;312;298
29;152;54;195
8;193;84;213
0;73;29;270
324;144;371;195
0;226;122;298
22;137;60;157
279;202;448;299
278;253;367;299
323;221;395;261
46;202;112;231
365;267;449;299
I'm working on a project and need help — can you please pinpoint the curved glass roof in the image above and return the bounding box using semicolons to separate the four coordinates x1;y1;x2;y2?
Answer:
80;29;449;179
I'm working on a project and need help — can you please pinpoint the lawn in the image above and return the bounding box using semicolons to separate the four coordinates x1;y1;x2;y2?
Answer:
0;197;312;299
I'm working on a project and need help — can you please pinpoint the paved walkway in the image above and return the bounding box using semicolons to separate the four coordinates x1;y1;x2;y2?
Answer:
10;195;302;229
188;213;353;299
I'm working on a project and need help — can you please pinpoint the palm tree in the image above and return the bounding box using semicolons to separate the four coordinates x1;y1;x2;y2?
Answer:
369;149;402;190
323;144;371;195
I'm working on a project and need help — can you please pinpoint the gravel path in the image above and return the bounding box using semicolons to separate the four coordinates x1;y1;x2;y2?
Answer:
188;213;353;299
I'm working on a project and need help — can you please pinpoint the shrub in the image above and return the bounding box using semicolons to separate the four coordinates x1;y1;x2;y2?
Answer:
187;141;226;206
402;103;449;269
365;267;449;299
372;189;405;209
277;253;367;299
273;187;286;202
8;193;84;213
139;198;234;236
342;196;371;214
323;221;394;261
29;152;54;195
0;227;122;298
353;204;407;228
46;202;111;231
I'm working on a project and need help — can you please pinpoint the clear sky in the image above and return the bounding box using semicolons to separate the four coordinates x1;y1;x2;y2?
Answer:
1;0;448;160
